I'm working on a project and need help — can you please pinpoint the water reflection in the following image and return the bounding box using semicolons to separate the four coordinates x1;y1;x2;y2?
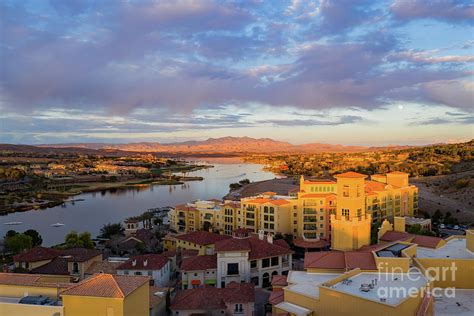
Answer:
0;162;275;246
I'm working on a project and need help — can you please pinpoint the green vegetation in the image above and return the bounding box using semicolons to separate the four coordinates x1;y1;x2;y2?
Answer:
24;229;43;247
5;233;33;253
250;140;473;177
229;178;251;190
99;223;124;239
64;231;94;249
0;167;26;180
407;224;436;236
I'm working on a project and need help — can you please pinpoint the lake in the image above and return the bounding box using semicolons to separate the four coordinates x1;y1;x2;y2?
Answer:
0;158;276;246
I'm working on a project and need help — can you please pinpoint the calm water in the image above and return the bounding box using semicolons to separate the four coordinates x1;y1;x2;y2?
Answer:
0;159;276;246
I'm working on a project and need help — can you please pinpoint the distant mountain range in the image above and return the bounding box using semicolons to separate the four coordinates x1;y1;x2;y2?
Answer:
23;136;413;154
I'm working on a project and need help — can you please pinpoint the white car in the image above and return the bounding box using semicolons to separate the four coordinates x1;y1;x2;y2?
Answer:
453;225;460;230
439;224;445;229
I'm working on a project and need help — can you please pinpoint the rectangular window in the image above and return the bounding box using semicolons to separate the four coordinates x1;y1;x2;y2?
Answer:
271;257;279;266
227;263;239;275
262;258;270;268
250;260;257;268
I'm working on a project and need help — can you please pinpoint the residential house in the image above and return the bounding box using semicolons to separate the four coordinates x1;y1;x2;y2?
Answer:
116;254;171;286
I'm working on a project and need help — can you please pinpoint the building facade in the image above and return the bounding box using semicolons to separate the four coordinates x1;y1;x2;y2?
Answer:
169;171;418;241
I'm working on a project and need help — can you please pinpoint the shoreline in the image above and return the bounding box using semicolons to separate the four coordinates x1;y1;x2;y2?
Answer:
0;165;211;216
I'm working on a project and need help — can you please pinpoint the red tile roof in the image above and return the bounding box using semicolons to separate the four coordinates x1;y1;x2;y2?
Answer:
60;248;102;262
181;254;217;271
215;236;293;260
293;238;330;249
269;288;284;305
380;231;443;249
335;172;367;178
365;180;388;193
176;231;230;246
61;273;149;298
162;250;177;258
181;249;199;257
13;247;101;264
0;273;42;286
304;250;377;270
171;282;254;310
271;275;288;287
245;198;291;205
30;257;69;275
13;247;60;262
117;254;169;271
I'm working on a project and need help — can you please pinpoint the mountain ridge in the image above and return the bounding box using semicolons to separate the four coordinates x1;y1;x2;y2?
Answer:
28;136;415;154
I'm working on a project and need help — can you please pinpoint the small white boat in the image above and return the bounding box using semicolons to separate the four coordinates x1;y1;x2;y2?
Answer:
51;223;65;227
4;221;23;225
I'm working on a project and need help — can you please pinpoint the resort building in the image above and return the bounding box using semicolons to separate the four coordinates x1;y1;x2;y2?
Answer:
0;272;150;316
171;281;255;316
116;254;171;286
14;247;102;280
270;216;474;316
169;171;418;243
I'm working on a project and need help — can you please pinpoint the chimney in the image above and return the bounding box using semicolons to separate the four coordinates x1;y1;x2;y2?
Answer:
267;233;273;244
132;259;137;267
144;259;148;267
258;230;264;240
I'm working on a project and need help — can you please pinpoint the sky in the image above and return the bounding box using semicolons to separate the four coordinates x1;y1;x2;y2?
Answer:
0;0;473;146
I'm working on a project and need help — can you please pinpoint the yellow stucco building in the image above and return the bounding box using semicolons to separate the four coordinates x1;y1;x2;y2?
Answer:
169;171;418;243
0;273;150;316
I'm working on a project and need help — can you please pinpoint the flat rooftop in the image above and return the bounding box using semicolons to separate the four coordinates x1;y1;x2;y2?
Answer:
285;271;340;298
329;270;429;306
434;289;474;316
416;238;474;259
274;301;311;315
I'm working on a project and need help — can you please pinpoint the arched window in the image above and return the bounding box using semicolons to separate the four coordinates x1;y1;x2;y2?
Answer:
262;272;270;288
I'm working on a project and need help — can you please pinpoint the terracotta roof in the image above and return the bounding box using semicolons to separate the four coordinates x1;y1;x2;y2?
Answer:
85;260;122;275
60;248;102;262
269;288;284;305
379;231;412;243
30;257;69;275
181;249;199;257
381;231;444;249
162;250;177;258
215;236;293;260
171;282;254;310
335;171;367;178
245;198;291;205
293;238;330;249
181;254;217;271
304;250;377;270
61;273;149;298
410;235;443;249
299;193;336;199
176;231;230;246
0;273;42;286
365;180;387;193
0;273;71;289
13;247;60;262
13;247;101;264
117;254;169;271
274;239;290;249
271;275;288;287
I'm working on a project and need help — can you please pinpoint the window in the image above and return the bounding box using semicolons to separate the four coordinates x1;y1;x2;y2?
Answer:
342;209;350;219
250;261;257;268
343;185;349;197
227;263;239;275
148;271;152;276
271;257;279;266
72;262;79;274
124;270;129;275
235;303;243;313
262;258;270;268
134;271;142;275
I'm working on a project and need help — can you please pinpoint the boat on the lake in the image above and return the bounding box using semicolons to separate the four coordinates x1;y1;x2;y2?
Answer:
51;223;65;227
4;221;23;225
